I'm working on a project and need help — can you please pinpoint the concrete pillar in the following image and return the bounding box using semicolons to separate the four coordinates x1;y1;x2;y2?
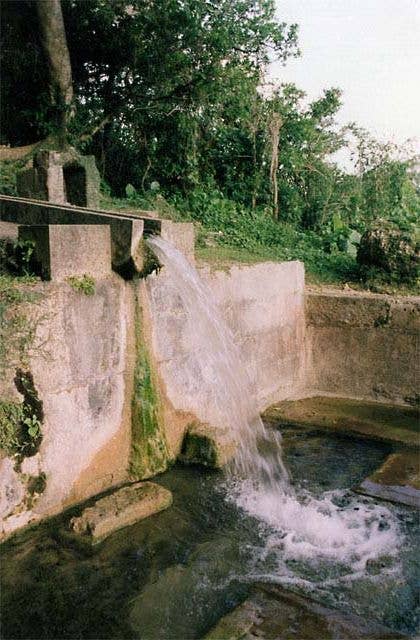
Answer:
18;224;112;281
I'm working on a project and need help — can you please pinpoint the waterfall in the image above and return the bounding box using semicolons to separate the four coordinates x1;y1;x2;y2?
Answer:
146;237;401;572
146;236;290;491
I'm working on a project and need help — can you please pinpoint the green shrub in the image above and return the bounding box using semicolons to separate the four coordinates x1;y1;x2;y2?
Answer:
0;239;37;277
0;390;42;458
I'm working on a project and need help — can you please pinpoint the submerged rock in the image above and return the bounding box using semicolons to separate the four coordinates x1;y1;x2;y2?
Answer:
69;481;172;541
180;422;237;468
204;583;407;639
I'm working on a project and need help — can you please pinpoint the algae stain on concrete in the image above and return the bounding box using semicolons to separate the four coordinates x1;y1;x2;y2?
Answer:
130;294;170;479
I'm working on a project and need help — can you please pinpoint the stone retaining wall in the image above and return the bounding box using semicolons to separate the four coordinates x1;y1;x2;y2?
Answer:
0;276;134;538
306;290;420;406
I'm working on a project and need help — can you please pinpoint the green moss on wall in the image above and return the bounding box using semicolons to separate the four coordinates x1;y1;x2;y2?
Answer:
0;401;24;457
129;294;170;479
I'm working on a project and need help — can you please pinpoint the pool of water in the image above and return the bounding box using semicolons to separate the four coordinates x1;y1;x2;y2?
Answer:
1;425;418;639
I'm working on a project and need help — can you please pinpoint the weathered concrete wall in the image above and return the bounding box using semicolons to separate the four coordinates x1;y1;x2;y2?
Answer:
2;253;417;539
160;220;195;265
0;276;134;538
306;290;420;405
201;261;307;410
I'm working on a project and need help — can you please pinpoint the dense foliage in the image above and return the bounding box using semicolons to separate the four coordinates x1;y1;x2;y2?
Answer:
1;0;418;289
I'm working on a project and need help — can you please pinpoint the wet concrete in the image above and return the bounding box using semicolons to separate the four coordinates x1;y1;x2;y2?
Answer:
265;396;419;448
355;451;420;508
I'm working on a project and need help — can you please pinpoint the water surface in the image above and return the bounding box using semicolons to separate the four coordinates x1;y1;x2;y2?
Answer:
1;425;418;639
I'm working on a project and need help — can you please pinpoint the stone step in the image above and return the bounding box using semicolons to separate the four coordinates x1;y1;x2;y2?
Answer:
70;481;172;542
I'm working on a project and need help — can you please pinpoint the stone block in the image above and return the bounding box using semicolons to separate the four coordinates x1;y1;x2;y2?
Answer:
69;481;172;541
160;219;195;263
0;221;18;240
16;148;101;208
19;224;112;281
180;422;237;468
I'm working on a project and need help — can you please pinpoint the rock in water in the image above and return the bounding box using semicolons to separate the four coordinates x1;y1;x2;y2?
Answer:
204;584;407;639
70;481;172;541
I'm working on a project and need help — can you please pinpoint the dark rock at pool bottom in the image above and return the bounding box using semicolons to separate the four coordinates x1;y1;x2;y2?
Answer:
204;583;407;640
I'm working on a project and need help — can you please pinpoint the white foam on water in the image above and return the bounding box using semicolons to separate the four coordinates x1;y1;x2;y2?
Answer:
228;480;402;575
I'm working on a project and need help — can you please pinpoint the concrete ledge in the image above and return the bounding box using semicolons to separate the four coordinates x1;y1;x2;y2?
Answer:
265;396;419;448
355;451;420;508
19;224;112;281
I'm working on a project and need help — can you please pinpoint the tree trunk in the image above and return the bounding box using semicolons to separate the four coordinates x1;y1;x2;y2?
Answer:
269;112;282;220
36;0;73;144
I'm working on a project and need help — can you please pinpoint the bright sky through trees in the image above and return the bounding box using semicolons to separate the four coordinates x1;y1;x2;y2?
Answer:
272;0;420;150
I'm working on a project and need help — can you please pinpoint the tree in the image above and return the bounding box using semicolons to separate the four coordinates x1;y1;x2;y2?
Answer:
0;0;73;151
1;0;299;189
36;0;74;142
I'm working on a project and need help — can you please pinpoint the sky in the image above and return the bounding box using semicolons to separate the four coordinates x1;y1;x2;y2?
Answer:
270;0;420;152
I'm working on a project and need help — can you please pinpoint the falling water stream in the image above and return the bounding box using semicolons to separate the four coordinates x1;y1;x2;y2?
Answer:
147;237;403;576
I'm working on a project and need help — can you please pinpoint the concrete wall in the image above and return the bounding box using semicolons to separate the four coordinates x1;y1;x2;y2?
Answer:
0;276;134;538
201;261;307;410
1;254;418;539
306;290;420;406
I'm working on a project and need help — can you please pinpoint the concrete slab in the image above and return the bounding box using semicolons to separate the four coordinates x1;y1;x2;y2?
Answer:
69;481;172;541
265;396;419;448
355;451;420;508
19;224;112;281
1;195;146;278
